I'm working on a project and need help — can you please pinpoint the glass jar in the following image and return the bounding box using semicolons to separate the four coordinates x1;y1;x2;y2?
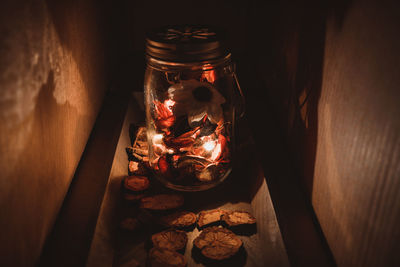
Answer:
144;25;244;191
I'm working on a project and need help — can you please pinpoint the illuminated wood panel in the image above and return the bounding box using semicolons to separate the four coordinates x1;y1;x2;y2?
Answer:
313;1;400;266
0;1;109;265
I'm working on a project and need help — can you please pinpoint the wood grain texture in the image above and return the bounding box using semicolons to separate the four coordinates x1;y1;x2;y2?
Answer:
312;1;400;266
38;88;130;267
250;166;291;267
86;94;144;267
241;1;400;265
0;1;109;266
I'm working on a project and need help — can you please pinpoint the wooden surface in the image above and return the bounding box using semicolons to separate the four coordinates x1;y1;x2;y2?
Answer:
38;87;131;267
238;1;400;266
86;94;145;267
0;1;109;266
312;1;400;266
87;94;290;267
241;92;336;267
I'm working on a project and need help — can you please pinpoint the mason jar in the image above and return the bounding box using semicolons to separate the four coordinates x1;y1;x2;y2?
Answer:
144;25;244;191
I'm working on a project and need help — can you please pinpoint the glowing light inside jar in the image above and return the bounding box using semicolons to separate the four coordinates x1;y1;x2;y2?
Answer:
153;133;164;144
210;143;222;161
164;99;175;111
203;140;216;152
152;133;174;154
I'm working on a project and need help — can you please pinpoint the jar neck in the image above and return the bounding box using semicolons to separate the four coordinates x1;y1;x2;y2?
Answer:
146;53;233;71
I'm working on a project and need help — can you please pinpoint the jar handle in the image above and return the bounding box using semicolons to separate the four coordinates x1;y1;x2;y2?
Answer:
232;65;245;119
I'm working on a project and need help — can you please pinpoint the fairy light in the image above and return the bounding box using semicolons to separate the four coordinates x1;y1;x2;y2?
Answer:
210;143;222;161
153;133;175;154
164;99;175;111
153;133;164;144
203;140;216;152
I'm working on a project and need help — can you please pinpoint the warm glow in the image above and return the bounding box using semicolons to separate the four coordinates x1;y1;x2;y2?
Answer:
210;143;222;161
203;140;216;152
152;133;174;154
153;133;164;144
164;99;175;111
201;69;217;83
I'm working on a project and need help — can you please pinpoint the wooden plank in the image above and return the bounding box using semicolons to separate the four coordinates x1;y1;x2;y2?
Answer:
38;88;131;267
250;165;291;267
312;2;400;266
241;111;335;267
0;1;109;266
86;94;145;267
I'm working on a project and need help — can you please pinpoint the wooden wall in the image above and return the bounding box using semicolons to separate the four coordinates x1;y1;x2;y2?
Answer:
0;0;113;265
312;1;400;266
244;0;400;266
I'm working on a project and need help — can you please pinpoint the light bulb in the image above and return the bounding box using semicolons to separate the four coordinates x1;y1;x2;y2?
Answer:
203;140;216;152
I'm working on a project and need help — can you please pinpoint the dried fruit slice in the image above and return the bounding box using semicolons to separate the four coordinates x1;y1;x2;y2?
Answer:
196;164;218;182
148;248;187;267
151;229;187;252
135;140;149;149
193;226;242;260
221;211;256;227
128;161;147;175
123;175;150;193
126;146;149;156
160;211;197;229
131;152;149;162
197;209;226;229
134;127;148;144
140;194;184;211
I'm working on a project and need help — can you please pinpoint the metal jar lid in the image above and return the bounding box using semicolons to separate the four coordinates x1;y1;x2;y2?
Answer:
145;25;229;63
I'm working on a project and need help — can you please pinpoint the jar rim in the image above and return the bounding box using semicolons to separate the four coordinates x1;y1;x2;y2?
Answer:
145;25;229;63
146;53;233;71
